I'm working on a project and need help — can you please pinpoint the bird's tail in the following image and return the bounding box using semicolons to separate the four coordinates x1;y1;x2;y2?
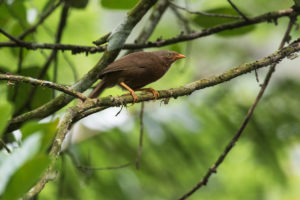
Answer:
88;80;106;98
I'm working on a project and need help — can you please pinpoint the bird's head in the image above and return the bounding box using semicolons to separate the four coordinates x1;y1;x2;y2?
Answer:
153;50;186;66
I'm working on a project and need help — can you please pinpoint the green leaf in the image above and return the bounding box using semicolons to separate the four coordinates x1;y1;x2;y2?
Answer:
7;66;52;113
100;0;139;9
65;0;89;8
4;0;28;28
0;133;42;195
2;154;51;200
21;119;58;152
217;25;255;37
192;7;255;37
0;101;13;138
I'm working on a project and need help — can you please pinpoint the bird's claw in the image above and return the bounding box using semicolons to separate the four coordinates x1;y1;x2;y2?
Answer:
137;88;159;101
130;91;138;103
150;89;159;100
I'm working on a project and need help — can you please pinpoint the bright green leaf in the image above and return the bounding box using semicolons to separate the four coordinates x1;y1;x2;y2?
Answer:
100;0;139;9
2;154;51;200
192;7;255;37
0;133;41;195
0;101;13;138
21;119;58;152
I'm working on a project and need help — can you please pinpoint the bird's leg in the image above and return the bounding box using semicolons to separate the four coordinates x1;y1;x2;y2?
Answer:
136;88;159;100
120;82;138;103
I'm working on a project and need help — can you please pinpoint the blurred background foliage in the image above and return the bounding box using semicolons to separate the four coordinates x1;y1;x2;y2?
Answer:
0;0;300;199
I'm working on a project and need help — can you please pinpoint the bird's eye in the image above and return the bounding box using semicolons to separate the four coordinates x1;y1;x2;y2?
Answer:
167;53;172;58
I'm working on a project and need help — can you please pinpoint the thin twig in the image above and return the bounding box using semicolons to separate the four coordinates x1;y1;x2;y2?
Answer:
77;162;133;171
136;102;145;169
0;73;88;101
169;1;241;19
170;5;193;72
66;150;133;172
170;5;192;33
227;0;249;21
254;69;260;83
18;0;63;40
0;28;22;43
92;32;111;46
177;17;296;200
0;139;11;153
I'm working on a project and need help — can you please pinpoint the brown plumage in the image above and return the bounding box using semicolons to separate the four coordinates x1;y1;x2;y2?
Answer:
88;50;185;102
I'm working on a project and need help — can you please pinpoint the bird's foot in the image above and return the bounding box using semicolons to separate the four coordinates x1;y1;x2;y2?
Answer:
123;91;138;103
130;91;138;103
137;88;159;100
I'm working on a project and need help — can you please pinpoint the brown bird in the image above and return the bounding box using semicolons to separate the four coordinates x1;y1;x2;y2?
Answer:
88;50;185;102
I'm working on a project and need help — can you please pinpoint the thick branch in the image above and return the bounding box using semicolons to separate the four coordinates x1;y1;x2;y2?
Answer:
0;73;87;100
0;8;297;54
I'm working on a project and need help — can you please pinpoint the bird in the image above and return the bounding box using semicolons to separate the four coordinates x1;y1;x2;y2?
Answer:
88;50;185;102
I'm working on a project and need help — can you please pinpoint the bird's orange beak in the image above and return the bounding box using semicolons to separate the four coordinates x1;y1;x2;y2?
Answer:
175;53;186;60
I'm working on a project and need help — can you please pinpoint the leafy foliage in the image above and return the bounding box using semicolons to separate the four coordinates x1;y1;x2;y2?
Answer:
2;154;50;200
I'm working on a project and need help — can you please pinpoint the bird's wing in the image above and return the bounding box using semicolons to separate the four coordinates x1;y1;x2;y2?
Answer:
98;52;159;78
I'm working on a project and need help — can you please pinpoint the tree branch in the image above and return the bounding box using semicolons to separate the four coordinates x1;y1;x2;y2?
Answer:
177;17;296;200
0;73;88;101
0;28;23;43
0;8;297;54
